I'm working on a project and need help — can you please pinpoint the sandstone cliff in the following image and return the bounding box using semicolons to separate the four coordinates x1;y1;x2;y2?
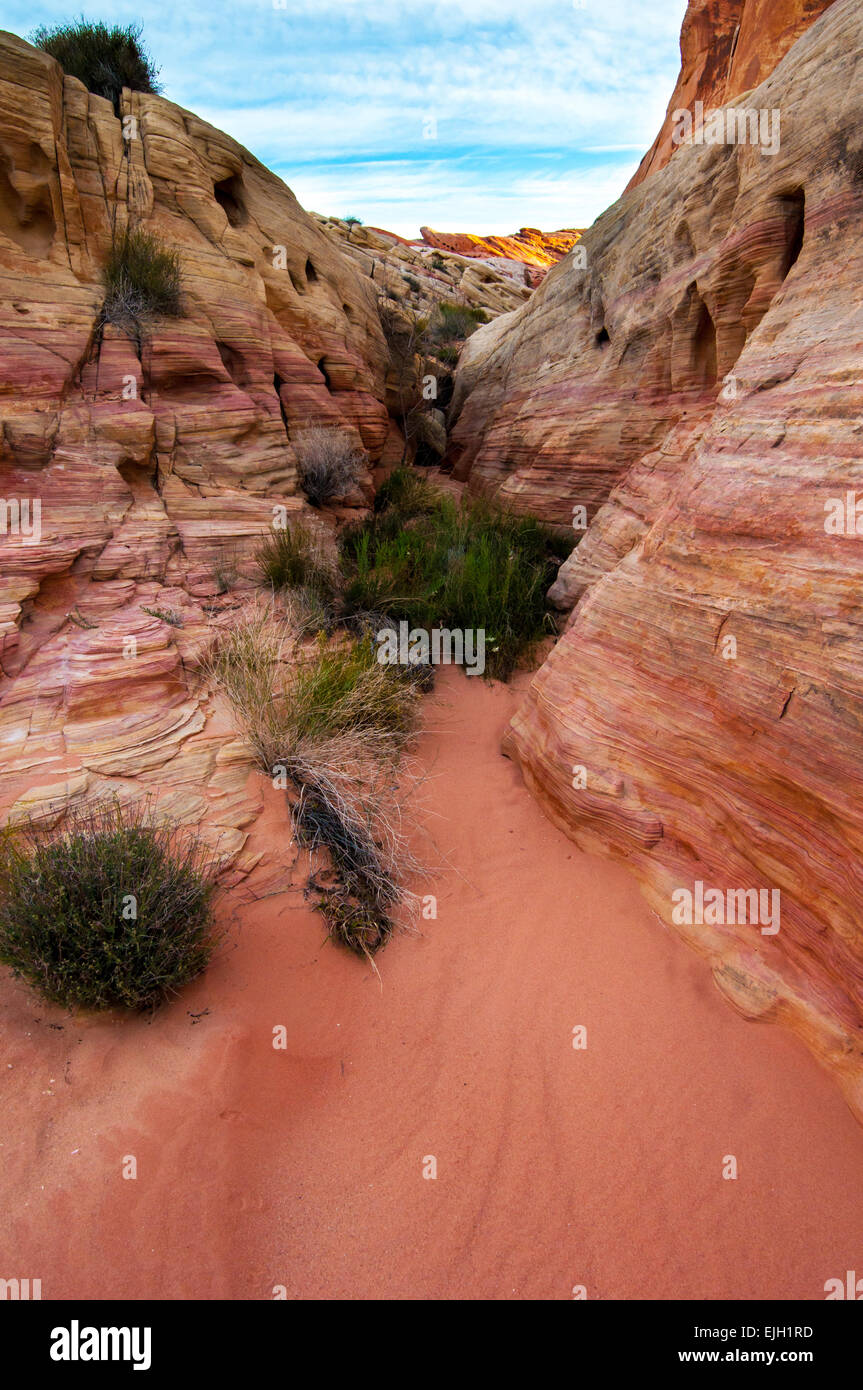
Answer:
0;30;396;849
449;0;863;1115
627;0;837;189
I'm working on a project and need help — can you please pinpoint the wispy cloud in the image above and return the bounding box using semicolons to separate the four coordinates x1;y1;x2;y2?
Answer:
9;0;688;236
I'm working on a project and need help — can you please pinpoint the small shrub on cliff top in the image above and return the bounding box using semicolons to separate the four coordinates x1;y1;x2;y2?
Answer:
102;226;182;325
31;20;161;111
0;802;217;1012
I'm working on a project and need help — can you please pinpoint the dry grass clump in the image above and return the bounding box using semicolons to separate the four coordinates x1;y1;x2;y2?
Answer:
295;427;366;507
101;227;182;329
289;733;426;961
206;611;426;959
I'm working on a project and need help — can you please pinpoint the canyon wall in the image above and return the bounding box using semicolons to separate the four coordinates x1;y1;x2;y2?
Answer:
450;0;863;1114
627;0;837;189
0;30;393;849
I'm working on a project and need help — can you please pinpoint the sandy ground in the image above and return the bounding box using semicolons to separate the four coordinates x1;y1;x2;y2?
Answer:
2;667;863;1300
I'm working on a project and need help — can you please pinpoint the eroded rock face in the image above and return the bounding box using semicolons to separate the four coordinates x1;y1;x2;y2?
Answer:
452;0;863;1115
0;30;391;848
627;0;837;189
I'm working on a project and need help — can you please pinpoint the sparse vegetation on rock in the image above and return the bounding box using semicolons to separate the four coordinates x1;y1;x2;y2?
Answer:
101;226;182;329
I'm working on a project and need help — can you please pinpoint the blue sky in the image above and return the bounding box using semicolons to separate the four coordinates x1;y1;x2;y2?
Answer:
6;0;689;237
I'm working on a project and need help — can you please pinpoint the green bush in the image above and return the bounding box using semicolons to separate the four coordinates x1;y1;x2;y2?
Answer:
0;803;217;1012
31;20;160;111
102;226;182;324
256;521;335;599
341;475;568;679
429;300;489;342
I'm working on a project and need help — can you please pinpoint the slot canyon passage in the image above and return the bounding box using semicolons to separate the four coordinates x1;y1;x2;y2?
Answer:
1;0;863;1302
3;668;863;1300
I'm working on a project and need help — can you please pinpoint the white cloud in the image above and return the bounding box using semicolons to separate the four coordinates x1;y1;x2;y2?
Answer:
12;0;689;234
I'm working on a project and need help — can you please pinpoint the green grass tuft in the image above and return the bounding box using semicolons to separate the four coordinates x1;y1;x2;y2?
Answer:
255;521;335;600
340;473;568;679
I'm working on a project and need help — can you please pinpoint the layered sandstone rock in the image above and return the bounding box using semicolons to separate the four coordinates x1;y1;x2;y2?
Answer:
315;215;532;316
627;0;837;189
0;30;391;847
419;225;582;276
451;0;863;1115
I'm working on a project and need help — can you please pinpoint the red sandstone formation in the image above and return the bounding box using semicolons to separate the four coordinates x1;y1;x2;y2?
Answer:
627;0;837;189
449;0;863;1117
0;29;394;844
419;225;583;273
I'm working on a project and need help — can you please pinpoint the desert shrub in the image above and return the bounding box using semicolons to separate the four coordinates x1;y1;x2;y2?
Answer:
404;274;420;292
372;465;442;519
340;476;568;679
295;428;366;506
31;20;160;111
255;520;335;600
430;252;446;270
0;802;216;1012
208;616;418;773
436;344;459;366
208;615;424;960
101;226;182;325
429;300;489;342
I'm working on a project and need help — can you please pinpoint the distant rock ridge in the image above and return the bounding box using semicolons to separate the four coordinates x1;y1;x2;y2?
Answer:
419;226;583;286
